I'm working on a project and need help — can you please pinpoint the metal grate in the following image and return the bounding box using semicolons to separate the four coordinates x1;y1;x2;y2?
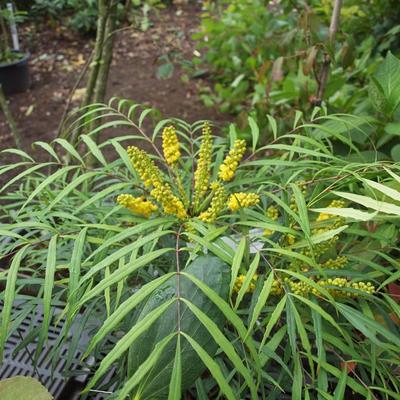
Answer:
0;303;116;400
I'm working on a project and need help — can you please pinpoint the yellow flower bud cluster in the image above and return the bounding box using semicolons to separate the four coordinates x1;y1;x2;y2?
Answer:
266;205;279;220
127;146;162;187
317;278;375;297
233;274;258;293
198;182;227;223
218;139;246;182
117;194;158;218
227;192;260;212
162;125;181;165
271;279;284;296
287;279;310;297
286;234;296;245
193;122;212;207
151;183;187;219
317;199;346;222
268;276;375;298
321;256;348;270
264;205;279;236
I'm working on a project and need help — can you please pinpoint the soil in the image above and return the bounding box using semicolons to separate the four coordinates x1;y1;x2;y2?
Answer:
0;3;229;168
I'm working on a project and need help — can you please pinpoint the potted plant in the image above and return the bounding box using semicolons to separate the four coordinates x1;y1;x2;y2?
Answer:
0;1;29;95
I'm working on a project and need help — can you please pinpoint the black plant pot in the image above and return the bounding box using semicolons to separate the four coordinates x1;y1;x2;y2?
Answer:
0;52;30;95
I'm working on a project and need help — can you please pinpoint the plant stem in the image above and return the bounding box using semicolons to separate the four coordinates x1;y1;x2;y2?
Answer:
313;0;342;106
0;4;10;57
0;84;23;149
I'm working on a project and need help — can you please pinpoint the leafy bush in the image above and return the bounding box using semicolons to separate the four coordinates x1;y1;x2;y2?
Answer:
1;102;400;398
193;0;400;136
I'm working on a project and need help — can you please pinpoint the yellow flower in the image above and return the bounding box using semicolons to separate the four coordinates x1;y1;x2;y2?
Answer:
193;122;213;208
198;182;227;223
162;125;181;165
227;192;260;211
117;194;158;218
218;139;246;181
127;146;162;188
151;182;187;219
233;274;258;293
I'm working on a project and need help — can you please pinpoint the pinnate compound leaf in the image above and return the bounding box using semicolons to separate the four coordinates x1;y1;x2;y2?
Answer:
127;255;230;399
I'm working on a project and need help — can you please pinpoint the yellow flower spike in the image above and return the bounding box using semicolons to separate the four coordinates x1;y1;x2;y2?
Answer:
151;182;187;220
218;139;246;182
117;194;158;218
162;125;181;165
193;122;213;208
198;182;227;223
127;146;162;188
227;192;260;212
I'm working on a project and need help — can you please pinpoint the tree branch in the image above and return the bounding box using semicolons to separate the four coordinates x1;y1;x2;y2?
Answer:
313;0;342;106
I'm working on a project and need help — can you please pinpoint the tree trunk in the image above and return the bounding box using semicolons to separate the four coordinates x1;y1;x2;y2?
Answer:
92;0;118;106
82;0;109;109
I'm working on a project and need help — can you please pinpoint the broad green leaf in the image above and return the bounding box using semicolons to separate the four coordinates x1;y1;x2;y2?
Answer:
0;376;52;400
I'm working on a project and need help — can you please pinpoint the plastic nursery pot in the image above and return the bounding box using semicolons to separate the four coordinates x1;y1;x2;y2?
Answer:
0;52;30;95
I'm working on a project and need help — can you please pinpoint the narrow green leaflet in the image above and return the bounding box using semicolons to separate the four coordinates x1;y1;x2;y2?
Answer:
36;235;57;360
181;333;236;400
168;335;182;400
0;245;29;360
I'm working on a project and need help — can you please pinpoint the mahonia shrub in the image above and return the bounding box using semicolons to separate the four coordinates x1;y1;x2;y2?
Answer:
0;100;400;399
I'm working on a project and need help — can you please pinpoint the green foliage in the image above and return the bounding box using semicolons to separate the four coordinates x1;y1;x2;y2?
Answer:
1;102;400;398
193;0;400;139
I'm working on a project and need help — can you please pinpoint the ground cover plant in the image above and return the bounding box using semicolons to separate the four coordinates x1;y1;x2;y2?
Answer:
1;99;400;398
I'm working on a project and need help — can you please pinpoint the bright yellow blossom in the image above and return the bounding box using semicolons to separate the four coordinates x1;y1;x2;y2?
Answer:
227;192;260;211
127;146;162;188
193;122;212;208
151;182;187;219
198;182;227;223
117;194;158;218
218;139;246;181
162;125;181;165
